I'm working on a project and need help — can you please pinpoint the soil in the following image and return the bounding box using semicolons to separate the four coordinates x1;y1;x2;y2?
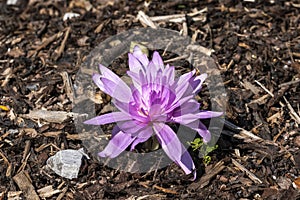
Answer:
0;0;300;199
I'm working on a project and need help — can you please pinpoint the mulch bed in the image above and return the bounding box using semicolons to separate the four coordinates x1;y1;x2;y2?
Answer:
0;0;300;199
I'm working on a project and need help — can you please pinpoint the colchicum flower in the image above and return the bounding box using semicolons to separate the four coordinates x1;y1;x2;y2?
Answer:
84;46;222;179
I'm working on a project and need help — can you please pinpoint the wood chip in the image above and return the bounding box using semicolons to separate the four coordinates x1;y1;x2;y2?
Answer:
153;185;178;194
241;80;261;95
21;110;78;123
187;44;213;56
60;71;74;102
231;158;262;184
7;191;23;198
181;22;188;36
266;111;282;124
37;185;61;198
137;11;157;29
13;171;40;200
293;177;300;189
247;94;270;105
189;160;225;190
56;187;68;200
1;67;12;87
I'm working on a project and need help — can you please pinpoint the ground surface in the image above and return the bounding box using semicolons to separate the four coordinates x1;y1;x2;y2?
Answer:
0;0;300;199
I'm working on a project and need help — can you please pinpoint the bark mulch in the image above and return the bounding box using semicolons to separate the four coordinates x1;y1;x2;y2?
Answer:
0;0;299;199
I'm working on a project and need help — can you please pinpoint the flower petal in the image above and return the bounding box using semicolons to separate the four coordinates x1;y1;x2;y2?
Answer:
175;70;195;90
172;100;200;117
185;120;211;143
153;123;195;176
117;120;148;136
151;51;164;70
172;70;196;103
165;94;194;114
172;113;199;124
84;112;131;125
190;73;207;93
93;65;132;102
98;128;136;158
130;126;153;150
196;111;223;119
146;61;157;83
127;71;142;91
162;65;175;85
128;53;145;73
132;46;149;68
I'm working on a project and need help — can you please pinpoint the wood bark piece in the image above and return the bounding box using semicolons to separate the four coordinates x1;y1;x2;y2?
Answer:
13;171;40;200
37;185;61;198
21;110;77;123
60;71;74;102
231;158;262;184
241;80;261;95
188;160;225;190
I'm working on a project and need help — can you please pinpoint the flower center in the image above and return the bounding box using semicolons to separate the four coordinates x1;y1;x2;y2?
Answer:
139;107;149;117
130;84;176;123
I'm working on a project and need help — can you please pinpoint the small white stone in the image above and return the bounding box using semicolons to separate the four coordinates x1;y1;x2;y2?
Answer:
7;0;18;5
63;12;80;21
46;148;88;179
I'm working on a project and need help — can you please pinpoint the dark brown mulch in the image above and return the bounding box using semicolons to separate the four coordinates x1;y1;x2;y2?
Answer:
0;0;300;199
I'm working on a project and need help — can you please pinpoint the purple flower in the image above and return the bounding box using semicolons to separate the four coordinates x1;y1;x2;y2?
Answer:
84;46;222;179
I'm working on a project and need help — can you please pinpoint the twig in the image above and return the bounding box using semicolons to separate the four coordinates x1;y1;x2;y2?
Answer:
273;126;286;142
231;158;262;184
181;22;188;36
149;8;207;22
137;11;157;29
28;32;63;57
53;27;71;61
162;39;173;56
254;80;274;97
153;185;178;194
17;153;31;173
283;96;300;124
279;79;300;87
221;119;263;141
21;140;31;163
164;54;189;63
247;94;270;105
0;150;12;177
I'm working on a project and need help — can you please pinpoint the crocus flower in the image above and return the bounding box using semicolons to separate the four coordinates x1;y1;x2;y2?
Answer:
84;46;222;179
